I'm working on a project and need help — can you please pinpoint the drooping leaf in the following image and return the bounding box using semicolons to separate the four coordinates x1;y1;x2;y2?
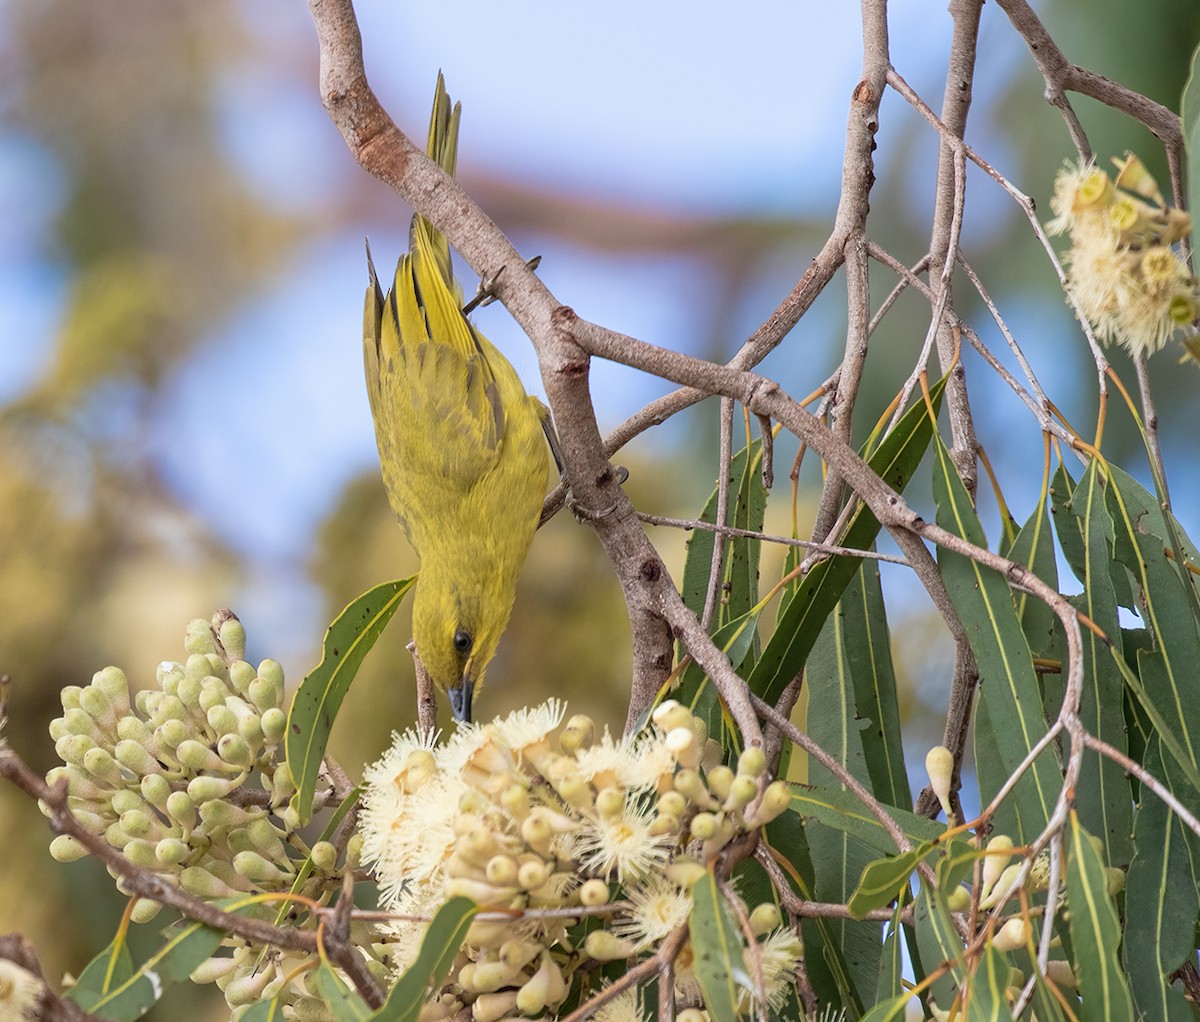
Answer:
1182;41;1200;231
315;960;373;1021
286;578;415;822
65;926;135;1007
1066;812;1135;1022
848;843;934;919
72;897;265;1020
964;943;1017;1022
1069;461;1133;865
371;896;478;1022
932;430;1058;839
1122;739;1200;1022
690;869;752;1022
790;784;943;854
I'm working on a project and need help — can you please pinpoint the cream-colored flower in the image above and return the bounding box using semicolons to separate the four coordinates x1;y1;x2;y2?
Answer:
577;792;672;882
592;986;648;1022
613;873;693;950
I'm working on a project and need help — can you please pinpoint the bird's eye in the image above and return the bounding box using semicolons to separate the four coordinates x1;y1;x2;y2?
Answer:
453;629;473;655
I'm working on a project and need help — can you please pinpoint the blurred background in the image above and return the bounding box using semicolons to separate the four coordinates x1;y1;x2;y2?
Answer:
1;0;1198;1012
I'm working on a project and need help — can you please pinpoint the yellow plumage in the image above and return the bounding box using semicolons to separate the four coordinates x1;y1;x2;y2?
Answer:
363;75;549;722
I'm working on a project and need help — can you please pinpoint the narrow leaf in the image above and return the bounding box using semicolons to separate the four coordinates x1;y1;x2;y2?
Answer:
1066;812;1135;1022
848;843;933;918
286;578;415;822
1182;41;1200;232
372;896;478;1022
691;870;752;1022
932;430;1058;839
1124;740;1200;1022
964;943;1017;1022
315;961;373;1022
790;785;943;854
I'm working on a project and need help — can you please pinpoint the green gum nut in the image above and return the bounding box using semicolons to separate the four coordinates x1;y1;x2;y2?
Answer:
310;841;337;873
140;773;171;809
233;849;289;883
165;790;196;828
92;666;131;719
49;834;90;863
115;740;159;777
217;734;253;768
82;747;125;786
184;618;217;656
186;773;244;802
260;708;286;746
248;675;281;714
123;839;158;869
217;615;247;662
56;734;95;768
78;685;116;733
206;705;239;737
155;837;190;865
129;899;162;925
247;817;285;857
180;866;243;898
175;739;228;774
228;659;256;696
199;676;229;713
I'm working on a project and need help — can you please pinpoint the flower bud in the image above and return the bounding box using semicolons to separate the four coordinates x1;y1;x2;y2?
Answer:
184;619;218;656
725;775;759;811
206;705;239;737
187;774;244;802
746;779;791;827
117;715;156;747
706;766;734;801
156;718;190;750
60;686;84;711
578;878;610;907
190;955;240;985
233;850;289;883
155;660;183;692
652;700;693;732
559;714;595;754
78;686;116;733
56;734;94;768
517;859;552;890
925;746;954;820
979;864;1023;910
990;917;1029;953
595;787;624;821
678;1011;707;1022
199;676;229;713
155;837;190;865
247;817;286;857
673;769;715;808
254;659;285;708
217;734;254;769
1044;959;1077;988
666;726;703;769
62;708;98;737
115;740;159;777
217;615;247;662
665;858;707;888
462;959;520;994
119;809;157;839
176;740;229;774
981;835;1014;898
310;841;337;873
472;990;520;1022
123;839;158;869
515;953;567;1014
225;966;273;1006
737;746;766;779
165;790;196;829
82;747;124;786
945;886;971;913
180;866;244;898
649;812;681;837
690;812;720;840
748;902;781;936
553;775;593;813
229;659;257;697
49;834;90;862
485;855;519;887
584;930;636;962
260;708;286;746
1106;866;1125;897
176;673;203;710
445;877;518;905
129;899;162;925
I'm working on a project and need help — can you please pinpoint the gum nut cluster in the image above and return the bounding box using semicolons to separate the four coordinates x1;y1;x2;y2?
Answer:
359;699;802;1021
1047;152;1198;359
43;612;357;1019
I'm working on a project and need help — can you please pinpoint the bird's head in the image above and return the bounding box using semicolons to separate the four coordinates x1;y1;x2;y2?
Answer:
411;570;509;724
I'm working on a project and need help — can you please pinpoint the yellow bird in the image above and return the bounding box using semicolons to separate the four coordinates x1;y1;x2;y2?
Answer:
363;75;549;723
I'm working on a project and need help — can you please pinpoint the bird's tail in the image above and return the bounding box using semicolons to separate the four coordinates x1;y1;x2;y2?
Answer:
412;72;462;303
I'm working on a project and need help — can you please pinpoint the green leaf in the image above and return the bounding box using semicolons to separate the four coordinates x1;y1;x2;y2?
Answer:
841;563;911;809
964;943;1017;1022
848;843;933;918
315;961;373;1021
690;869;751;1022
1105;466;1200;789
749;375;946;703
1182;40;1200;223
286;578;415;822
1124;739;1200;1022
240;998;288;1022
790;785;943;855
74;897;264;1020
371;896;478;1022
680;436;766;626
1069;461;1133;866
1066;812;1134;1022
65;928;134;1007
932;430;1058;839
874;909;905;1005
1006;496;1062;663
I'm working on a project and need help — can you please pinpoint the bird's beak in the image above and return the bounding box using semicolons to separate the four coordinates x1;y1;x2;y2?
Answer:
449;677;474;723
